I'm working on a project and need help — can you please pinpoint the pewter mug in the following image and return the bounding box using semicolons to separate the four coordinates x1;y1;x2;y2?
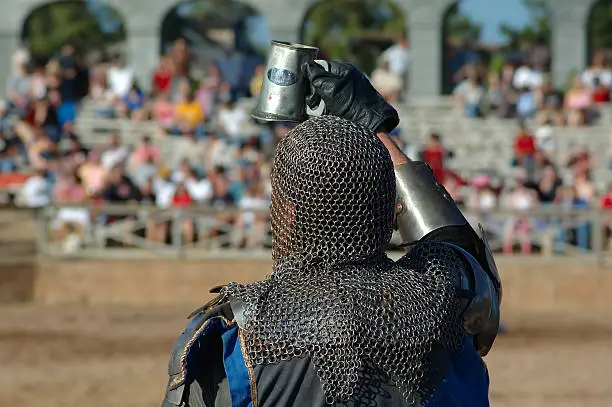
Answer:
252;40;327;122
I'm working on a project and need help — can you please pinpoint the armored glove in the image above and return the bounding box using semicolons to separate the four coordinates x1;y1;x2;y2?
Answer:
302;60;400;133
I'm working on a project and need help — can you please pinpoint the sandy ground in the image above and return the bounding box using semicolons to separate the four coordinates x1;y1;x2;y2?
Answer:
0;305;610;407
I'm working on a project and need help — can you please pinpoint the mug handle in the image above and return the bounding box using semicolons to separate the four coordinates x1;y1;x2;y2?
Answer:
305;59;329;117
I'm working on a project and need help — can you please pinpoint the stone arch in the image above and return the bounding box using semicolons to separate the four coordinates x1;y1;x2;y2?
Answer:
299;0;407;74
441;0;553;95
20;0;127;61
586;0;612;65
159;0;270;60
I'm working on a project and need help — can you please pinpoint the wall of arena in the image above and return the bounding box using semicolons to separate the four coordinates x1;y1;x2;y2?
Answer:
0;0;603;98
0;256;610;323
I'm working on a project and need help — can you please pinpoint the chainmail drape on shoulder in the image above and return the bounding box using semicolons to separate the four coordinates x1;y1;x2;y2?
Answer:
222;116;464;405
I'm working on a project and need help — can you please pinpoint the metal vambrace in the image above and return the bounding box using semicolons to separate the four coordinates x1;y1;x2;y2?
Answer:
393;161;468;245
394;162;502;355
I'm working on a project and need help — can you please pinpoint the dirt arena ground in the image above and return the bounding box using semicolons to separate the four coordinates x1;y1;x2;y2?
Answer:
0;305;610;407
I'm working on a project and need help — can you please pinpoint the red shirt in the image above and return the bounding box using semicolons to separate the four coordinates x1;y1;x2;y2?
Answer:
514;133;536;158
152;70;172;93
601;192;612;209
422;147;445;183
593;87;610;103
172;192;193;207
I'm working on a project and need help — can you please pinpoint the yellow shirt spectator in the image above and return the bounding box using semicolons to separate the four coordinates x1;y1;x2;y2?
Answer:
175;97;204;128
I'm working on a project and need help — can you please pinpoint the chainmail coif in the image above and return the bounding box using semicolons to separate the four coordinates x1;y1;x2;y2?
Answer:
222;116;464;405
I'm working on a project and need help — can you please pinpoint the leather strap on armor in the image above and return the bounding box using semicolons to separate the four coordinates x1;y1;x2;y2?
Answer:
394;161;468;245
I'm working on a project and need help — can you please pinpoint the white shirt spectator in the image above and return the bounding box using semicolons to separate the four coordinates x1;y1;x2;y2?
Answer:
218;105;247;139
581;67;612;89
107;65;134;98
154;179;176;208
371;67;402;98
535;124;556;155
12;47;30;76
185;178;213;203
19;174;50;208
513;65;543;89
101;145;129;169
383;44;410;77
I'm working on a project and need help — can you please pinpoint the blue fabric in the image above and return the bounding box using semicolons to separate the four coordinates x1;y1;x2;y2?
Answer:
423;336;490;407
222;327;252;407
420;243;491;406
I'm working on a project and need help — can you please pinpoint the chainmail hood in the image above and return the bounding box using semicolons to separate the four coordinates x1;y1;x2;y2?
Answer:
270;115;395;266
222;116;464;405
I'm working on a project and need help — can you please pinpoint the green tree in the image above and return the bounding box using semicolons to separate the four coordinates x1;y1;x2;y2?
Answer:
443;3;482;44
23;1;125;58
302;0;406;74
498;0;550;50
587;0;612;61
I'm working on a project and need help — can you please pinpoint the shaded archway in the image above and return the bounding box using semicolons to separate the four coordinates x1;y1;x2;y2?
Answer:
586;0;612;65
21;0;126;62
300;0;406;75
441;0;551;95
160;0;269;64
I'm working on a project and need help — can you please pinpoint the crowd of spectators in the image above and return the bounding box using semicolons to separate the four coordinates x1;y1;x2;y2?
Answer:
3;36;612;254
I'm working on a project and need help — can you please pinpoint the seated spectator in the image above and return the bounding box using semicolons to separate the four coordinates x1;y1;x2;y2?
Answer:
32;95;61;144
100;133;129;170
122;81;146;117
502;173;538;254
78;150;107;197
152;92;175;131
564;76;593;126
29;65;47;100
554;185;590;253
467;175;498;212
512;61;543;90
171;181;195;244
52;170;90;253
534;118;556;156
0;135;19;173
196;65;222;117
453;72;483;118
581;51;611;90
152;55;174;95
138;177;167;243
419;133;449;184
131;153;159;188
512;123;536;172
61;133;89;169
217;99;247;140
185;168;212;204
250;64;265;98
592;77;610;104
107;56;133;99
100;166;141;242
528;163;562;204
235;182;268;248
536;81;564;125
516;87;537;121
173;91;204;135
129;135;160;170
371;61;402;103
18;168;51;208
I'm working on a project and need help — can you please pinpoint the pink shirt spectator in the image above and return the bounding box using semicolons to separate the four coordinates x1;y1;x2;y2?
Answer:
132;144;161;166
153;98;175;128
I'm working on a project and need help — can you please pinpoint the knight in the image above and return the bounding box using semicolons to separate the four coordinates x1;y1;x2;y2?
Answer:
160;60;501;407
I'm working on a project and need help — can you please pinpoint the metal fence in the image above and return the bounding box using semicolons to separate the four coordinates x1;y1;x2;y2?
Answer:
31;204;612;263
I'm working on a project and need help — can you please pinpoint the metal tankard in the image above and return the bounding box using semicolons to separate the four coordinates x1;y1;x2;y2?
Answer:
252;40;328;122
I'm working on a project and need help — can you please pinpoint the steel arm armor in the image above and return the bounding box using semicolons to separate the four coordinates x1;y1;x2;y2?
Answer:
394;161;502;356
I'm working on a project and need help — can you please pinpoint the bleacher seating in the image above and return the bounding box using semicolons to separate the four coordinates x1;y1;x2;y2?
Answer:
74;98;612;189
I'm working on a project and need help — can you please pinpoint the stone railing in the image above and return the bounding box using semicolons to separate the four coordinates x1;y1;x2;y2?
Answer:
35;204;612;264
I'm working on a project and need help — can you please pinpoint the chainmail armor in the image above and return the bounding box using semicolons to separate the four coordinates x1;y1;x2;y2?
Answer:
222;116;465;405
